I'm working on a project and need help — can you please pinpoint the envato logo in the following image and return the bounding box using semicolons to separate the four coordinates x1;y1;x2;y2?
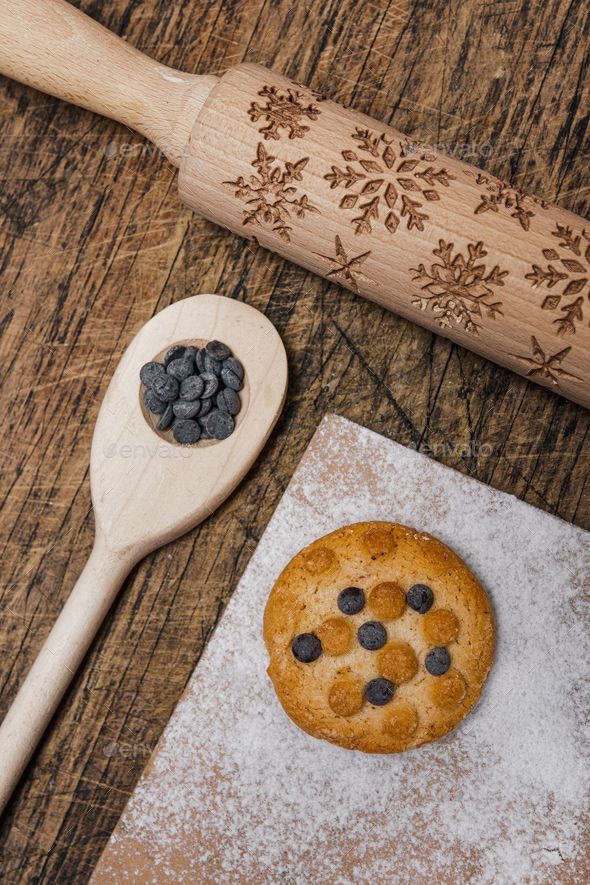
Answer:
103;140;166;160
429;441;494;459
102;442;192;460
404;140;495;160
102;739;153;761
103;132;493;167
103;140;192;161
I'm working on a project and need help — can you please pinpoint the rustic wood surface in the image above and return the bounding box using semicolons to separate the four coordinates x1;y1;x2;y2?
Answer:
0;293;287;813
0;0;588;881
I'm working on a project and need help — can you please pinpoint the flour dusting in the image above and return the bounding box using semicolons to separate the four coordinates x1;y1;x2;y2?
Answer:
93;416;590;884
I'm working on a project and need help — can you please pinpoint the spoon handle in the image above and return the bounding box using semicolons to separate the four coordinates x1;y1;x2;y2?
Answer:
0;538;132;814
0;0;217;165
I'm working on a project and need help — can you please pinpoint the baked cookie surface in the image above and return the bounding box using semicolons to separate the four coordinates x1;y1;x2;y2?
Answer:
263;522;495;753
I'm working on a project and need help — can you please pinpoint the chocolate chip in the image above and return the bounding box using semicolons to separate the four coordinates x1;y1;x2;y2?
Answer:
291;633;322;663
364;678;395;706
172;418;201;445
180;375;204;400
164;344;186;366
200;372;219;398
196;349;221;375
140;361;165;387
357;621;387;650
144;388;167;414
152;373;179;403
206;340;231;360
205;409;234;440
184;346;198;365
198;397;212;417
209;354;223;375
406;584;434;614
425;647;451;676
210;358;223;377
337;587;365;615
220;365;243;391
166;358;194;382
173;400;201;419
156;403;174;431
143;338;242;446
223;356;244;381
216;388;241;415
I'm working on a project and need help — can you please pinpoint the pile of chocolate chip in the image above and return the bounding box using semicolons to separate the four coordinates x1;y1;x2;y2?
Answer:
140;340;244;444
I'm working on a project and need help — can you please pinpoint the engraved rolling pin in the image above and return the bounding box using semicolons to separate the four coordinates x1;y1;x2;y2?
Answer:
1;0;589;407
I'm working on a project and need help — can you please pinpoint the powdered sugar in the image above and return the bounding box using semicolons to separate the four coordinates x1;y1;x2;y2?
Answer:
93;415;590;884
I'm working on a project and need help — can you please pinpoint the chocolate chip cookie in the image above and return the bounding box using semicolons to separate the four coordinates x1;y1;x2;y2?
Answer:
263;522;495;753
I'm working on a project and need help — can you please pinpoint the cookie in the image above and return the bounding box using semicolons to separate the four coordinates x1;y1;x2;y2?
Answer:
263;522;495;753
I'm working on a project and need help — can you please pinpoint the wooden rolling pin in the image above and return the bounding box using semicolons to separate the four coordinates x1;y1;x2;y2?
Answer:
1;0;589;408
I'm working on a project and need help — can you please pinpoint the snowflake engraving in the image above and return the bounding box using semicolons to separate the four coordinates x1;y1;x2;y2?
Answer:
510;336;582;387
464;170;549;231
313;235;372;292
525;224;590;336
248;85;321;140
324;127;455;236
224;143;319;243
410;240;507;335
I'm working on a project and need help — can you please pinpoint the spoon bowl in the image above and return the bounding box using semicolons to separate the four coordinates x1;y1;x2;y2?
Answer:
0;294;287;814
92;293;287;557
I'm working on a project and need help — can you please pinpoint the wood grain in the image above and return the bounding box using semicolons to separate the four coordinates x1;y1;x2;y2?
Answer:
0;0;588;881
0;293;287;814
0;0;218;166
180;62;590;406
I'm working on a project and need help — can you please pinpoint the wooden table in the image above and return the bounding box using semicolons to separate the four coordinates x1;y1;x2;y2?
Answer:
0;1;588;881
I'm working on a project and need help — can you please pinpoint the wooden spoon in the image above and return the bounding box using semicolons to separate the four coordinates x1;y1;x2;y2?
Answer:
0;294;288;814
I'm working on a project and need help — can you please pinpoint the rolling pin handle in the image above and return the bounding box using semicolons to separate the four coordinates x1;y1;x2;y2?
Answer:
0;0;218;165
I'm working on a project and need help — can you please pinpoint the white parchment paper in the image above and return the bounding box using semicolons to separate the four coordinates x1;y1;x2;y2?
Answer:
93;415;590;884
